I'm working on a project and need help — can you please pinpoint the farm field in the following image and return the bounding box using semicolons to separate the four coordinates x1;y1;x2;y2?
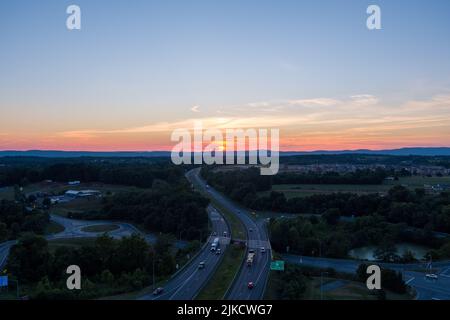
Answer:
0;181;144;201
260;176;450;199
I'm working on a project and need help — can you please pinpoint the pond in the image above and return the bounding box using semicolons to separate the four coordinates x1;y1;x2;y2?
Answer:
348;243;431;261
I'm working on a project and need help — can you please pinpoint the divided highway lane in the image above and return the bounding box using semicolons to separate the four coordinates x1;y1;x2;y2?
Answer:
139;206;230;300
188;168;271;300
0;240;15;269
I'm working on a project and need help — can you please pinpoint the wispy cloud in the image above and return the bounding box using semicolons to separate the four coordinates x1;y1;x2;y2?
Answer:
54;93;450;151
190;105;200;113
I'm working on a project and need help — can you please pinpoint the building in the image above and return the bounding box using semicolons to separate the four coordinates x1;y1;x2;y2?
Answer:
64;190;101;198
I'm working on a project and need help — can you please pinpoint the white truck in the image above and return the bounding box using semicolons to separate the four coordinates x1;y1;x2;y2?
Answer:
247;249;256;267
211;237;220;251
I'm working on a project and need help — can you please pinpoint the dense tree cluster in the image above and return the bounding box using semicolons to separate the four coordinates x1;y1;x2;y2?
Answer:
7;233;178;299
0;158;181;188
0;200;49;242
280;154;450;168
103;186;209;241
269;214;450;261
267;264;308;299
0;159;209;241
202;165;450;233
273;169;389;185
66;181;210;241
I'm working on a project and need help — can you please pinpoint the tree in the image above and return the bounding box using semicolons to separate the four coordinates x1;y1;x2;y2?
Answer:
7;234;50;283
374;241;399;262
42;197;52;208
323;208;341;225
0;222;8;242
401;250;416;263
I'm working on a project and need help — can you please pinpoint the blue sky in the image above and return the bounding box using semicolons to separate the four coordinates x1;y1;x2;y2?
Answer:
1;0;450;150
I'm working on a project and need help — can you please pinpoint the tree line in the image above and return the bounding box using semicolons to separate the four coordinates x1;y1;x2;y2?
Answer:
269;213;450;261
66;180;210;241
6;233;190;299
0;158;181;188
0;200;50;242
202;167;450;233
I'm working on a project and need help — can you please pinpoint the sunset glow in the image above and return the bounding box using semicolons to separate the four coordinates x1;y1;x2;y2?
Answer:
1;1;450;152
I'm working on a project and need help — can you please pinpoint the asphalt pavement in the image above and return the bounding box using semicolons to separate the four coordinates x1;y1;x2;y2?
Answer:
139;206;230;300
188;168;271;300
284;253;450;300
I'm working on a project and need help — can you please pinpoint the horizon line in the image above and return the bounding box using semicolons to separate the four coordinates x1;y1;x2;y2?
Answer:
2;146;450;153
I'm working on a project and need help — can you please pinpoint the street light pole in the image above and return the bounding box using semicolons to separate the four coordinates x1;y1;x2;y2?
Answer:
320;271;328;301
152;254;155;291
320;273;323;300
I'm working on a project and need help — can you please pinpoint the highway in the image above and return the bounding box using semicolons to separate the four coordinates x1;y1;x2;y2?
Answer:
139;206;230;300
187;168;271;300
284;253;450;300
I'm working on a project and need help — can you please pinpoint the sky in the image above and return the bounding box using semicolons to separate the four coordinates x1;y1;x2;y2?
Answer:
1;0;450;151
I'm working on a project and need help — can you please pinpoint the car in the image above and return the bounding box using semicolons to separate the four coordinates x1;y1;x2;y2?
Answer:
153;287;164;295
223;231;228;237
216;248;221;255
426;273;438;280
198;261;206;269
260;247;266;254
247;282;254;289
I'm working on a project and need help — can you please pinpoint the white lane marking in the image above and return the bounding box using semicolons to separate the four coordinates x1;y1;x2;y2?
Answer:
169;262;201;299
440;267;450;276
167;211;227;300
405;277;415;285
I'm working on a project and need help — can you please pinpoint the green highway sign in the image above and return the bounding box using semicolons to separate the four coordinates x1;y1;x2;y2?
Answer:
270;260;285;271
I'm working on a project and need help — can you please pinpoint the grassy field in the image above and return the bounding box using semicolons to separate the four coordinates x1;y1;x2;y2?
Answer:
0;187;14;200
0;181;144;201
196;244;245;300
47;237;97;252
50;197;104;217
81;224;120;233
264;273;412;300
260;176;450;199
305;277;412;300
23;181;143;196
44;221;65;235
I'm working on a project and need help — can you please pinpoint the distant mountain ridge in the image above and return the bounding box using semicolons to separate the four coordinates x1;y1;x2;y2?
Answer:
0;150;171;158
2;147;450;157
280;147;450;156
